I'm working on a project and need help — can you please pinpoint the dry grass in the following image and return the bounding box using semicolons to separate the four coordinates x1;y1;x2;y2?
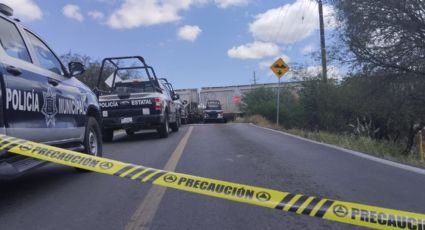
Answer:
236;115;425;168
235;115;277;129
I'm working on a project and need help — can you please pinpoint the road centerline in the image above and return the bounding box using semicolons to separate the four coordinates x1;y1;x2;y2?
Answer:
125;126;194;230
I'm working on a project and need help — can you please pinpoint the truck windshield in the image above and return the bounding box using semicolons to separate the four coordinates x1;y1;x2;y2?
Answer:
113;81;155;93
103;68;156;94
206;104;221;110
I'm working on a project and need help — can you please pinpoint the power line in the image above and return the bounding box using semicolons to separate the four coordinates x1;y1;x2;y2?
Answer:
301;0;314;24
272;2;290;43
286;0;318;44
281;0;306;43
273;0;312;47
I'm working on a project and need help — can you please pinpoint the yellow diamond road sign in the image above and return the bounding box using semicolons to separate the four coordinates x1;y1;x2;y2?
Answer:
270;58;289;78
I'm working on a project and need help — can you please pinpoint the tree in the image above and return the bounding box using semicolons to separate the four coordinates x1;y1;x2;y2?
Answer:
241;87;276;121
241;87;301;129
298;77;345;131
330;0;425;154
60;52;101;89
332;0;425;75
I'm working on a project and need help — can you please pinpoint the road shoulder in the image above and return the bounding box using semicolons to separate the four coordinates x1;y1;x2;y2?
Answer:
249;123;425;176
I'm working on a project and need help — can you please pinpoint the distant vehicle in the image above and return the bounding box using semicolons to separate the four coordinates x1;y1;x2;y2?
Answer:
200;86;243;121
0;4;102;178
95;56;179;141
203;100;225;123
175;88;203;123
180;100;189;124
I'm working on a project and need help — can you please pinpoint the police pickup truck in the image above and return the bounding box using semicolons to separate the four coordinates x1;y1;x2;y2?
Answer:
203;100;225;123
96;56;179;141
0;4;102;178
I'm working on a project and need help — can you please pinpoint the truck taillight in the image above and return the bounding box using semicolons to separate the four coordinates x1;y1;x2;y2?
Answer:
154;98;161;110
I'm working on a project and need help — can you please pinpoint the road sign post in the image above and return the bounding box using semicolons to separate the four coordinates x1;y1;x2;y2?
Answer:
276;77;281;126
270;58;289;126
419;130;424;162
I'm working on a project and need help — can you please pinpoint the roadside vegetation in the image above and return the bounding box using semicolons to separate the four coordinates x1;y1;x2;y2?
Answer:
236;115;423;168
235;0;425;167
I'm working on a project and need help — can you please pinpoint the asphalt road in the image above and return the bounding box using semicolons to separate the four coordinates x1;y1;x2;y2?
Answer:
1;123;425;230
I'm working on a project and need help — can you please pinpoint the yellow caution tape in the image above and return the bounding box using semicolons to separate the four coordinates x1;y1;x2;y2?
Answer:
1;134;424;230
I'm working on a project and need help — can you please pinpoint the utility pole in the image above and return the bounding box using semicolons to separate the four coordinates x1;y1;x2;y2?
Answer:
318;0;328;81
253;71;257;85
250;71;257;91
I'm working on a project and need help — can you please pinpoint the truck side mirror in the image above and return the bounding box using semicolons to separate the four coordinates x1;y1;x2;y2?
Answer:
68;62;85;77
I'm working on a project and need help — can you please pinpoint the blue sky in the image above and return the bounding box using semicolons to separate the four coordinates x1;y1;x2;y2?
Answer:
5;0;338;89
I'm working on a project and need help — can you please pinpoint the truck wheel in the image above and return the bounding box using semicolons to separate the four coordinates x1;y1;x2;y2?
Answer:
76;117;103;172
171;113;180;132
102;129;114;142
177;114;181;127
158;114;169;138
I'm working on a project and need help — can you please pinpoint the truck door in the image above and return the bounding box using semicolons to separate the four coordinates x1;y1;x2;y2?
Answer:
24;30;85;142
0;16;51;142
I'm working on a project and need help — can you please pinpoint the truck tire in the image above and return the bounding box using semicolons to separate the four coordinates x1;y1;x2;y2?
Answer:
158;114;169;138
76;117;103;172
126;129;135;136
177;113;181;127
171;113;180;132
102;129;114;142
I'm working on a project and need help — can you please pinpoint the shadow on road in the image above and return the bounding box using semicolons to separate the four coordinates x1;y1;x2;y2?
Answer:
0;166;81;209
112;131;163;143
111;126;189;143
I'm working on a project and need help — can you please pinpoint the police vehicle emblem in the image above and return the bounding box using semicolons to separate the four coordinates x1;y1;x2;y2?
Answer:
41;87;58;127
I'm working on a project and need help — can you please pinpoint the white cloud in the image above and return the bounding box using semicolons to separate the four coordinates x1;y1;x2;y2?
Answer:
215;0;249;8
249;0;336;44
88;10;105;21
177;25;202;42
302;44;316;55
303;65;341;80
106;0;206;29
63;4;84;22
228;41;280;59
1;0;42;21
